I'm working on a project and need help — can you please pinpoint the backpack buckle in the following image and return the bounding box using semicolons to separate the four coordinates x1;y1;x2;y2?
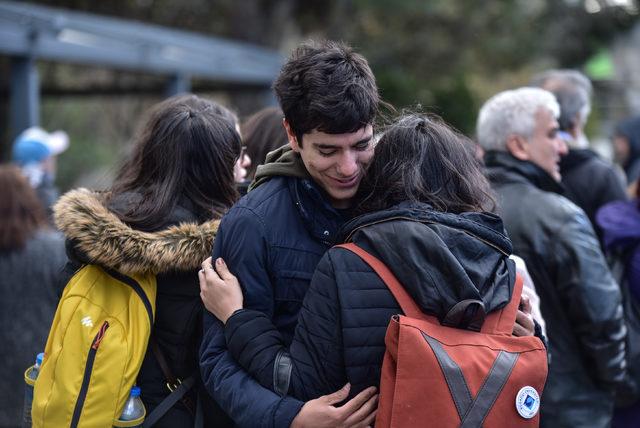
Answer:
442;299;486;331
166;378;182;392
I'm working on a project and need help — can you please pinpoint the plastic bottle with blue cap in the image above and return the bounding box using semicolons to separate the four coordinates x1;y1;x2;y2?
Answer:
113;386;145;427
22;352;44;427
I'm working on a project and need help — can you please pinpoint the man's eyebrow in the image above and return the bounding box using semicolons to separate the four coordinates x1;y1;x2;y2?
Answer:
353;135;373;145
313;135;373;150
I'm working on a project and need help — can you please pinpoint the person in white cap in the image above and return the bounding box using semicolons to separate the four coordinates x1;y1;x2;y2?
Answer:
11;126;69;219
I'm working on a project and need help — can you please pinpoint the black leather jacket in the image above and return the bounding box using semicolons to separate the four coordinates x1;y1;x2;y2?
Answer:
485;151;627;428
560;148;628;248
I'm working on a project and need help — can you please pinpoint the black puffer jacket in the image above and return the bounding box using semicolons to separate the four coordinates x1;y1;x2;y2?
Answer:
54;189;223;428
485;151;627;428
560;148;627;247
221;201;516;399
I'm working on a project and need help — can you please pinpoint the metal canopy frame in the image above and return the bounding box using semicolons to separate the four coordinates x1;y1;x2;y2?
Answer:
0;1;283;138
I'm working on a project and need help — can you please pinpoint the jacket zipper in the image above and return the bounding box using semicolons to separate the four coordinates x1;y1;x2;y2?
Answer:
69;321;109;428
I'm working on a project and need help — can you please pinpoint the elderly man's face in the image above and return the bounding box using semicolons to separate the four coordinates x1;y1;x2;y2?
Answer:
526;108;567;182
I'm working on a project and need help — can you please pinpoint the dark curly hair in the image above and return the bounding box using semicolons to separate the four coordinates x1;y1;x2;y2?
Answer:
355;113;496;215
273;40;379;146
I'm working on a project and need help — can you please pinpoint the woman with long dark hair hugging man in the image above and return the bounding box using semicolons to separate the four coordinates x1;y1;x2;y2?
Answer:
199;113;543;427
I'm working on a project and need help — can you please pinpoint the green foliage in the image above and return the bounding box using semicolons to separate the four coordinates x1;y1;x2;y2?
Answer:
40;93;158;191
431;76;478;135
585;48;615;80
320;0;637;134
20;0;640;189
40;96;118;191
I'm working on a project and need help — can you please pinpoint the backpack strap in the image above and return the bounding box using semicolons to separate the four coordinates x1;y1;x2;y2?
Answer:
335;243;428;321
480;272;523;336
194;389;204;428
149;336;196;415
103;267;154;327
142;373;197;427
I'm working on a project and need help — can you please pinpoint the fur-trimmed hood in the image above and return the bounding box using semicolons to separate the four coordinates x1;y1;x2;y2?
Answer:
53;188;219;275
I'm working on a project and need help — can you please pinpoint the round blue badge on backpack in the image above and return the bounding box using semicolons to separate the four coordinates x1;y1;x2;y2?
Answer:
515;386;540;419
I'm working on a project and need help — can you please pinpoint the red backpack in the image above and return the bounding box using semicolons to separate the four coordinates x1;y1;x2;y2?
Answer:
337;243;548;428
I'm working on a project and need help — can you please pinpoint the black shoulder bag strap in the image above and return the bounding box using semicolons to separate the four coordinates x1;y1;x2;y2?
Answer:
142;372;197;427
102;266;202;428
150;336;197;413
143;336;203;427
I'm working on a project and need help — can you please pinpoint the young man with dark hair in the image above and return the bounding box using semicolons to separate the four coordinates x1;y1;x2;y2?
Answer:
200;40;380;427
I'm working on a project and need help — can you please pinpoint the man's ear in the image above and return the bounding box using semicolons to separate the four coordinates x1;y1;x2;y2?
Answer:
568;113;582;139
505;134;530;161
283;119;301;152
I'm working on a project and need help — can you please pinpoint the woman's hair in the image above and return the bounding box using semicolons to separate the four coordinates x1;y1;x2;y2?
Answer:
110;94;242;231
0;164;47;251
241;106;289;179
355;113;496;215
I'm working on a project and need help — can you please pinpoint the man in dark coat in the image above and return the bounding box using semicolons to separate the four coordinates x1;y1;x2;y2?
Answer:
613;115;640;186
530;69;627;246
199;40;380;428
477;87;627;428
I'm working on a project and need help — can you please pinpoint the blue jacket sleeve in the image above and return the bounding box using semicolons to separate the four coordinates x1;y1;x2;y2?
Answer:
200;206;304;427
214;206;275;316
224;251;347;401
200;313;303;428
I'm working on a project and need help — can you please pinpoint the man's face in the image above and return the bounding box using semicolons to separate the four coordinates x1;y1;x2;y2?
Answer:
287;123;374;209
526;108;567;182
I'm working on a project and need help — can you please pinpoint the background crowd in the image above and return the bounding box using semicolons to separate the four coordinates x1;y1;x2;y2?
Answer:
3;2;640;428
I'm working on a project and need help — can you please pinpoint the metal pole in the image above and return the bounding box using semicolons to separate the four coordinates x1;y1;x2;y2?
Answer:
259;87;277;107
9;56;39;140
165;73;191;97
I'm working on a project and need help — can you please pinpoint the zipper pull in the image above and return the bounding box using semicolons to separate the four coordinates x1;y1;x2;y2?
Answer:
91;321;109;350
